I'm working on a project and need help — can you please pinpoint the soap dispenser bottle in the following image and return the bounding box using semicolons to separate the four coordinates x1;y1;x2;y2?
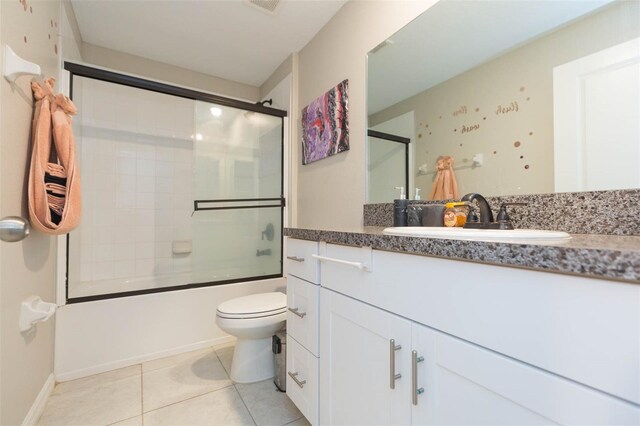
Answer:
393;186;409;227
407;188;423;226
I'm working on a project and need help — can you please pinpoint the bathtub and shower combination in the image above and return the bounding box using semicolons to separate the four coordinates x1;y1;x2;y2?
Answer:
54;63;289;381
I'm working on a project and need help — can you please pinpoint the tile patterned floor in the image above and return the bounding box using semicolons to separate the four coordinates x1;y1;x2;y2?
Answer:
38;342;309;426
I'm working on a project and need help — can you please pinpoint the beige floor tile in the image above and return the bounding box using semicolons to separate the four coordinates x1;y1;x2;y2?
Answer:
282;417;311;426
143;386;255;426
142;348;214;373
109;415;142;426
235;380;302;426
38;374;141;426
143;349;232;411
215;343;234;376
54;365;141;394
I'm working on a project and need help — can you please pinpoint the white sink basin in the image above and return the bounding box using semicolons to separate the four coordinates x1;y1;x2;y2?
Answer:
382;227;571;243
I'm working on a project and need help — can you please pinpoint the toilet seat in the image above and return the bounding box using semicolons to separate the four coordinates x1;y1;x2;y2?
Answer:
216;292;286;320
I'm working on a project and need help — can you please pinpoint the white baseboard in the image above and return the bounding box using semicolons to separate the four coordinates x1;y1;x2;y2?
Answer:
22;373;55;426
55;335;236;382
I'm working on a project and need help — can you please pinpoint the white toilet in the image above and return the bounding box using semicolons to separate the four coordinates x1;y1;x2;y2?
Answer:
216;292;286;383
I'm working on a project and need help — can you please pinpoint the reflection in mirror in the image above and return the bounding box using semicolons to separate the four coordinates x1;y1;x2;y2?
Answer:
367;130;410;203
367;0;640;202
367;111;413;202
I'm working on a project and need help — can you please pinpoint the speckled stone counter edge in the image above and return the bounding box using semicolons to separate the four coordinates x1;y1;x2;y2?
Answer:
363;189;640;236
284;227;640;284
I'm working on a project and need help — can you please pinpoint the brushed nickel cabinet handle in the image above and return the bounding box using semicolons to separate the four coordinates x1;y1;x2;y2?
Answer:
412;350;425;405
288;307;307;318
287;256;305;262
288;371;306;388
389;339;402;389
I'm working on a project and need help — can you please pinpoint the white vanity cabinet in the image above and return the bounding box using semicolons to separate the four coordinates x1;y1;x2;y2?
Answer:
319;287;412;426
286;238;640;425
320;288;639;425
317;242;640;425
285;238;320;425
411;321;639;425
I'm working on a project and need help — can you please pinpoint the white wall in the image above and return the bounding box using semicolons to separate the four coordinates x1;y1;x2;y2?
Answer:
295;0;437;228
55;278;285;380
82;42;260;103
0;1;65;424
261;55;298;227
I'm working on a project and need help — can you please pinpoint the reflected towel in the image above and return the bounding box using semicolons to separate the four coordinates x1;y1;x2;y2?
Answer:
428;156;460;201
28;78;81;234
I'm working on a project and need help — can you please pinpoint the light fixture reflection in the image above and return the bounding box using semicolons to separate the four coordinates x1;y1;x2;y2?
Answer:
210;107;222;117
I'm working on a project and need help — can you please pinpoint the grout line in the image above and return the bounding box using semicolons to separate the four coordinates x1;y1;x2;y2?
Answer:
281;416;305;426
213;345;257;425
106;414;141;426
213;345;233;379
234;384;258;426
140;363;144;426
141;383;236;415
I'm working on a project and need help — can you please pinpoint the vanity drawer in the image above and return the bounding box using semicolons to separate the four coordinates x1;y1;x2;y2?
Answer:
286;336;319;426
286;238;320;284
318;243;373;291
287;275;320;356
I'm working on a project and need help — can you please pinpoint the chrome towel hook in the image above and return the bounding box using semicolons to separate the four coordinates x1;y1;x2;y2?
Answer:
0;216;30;242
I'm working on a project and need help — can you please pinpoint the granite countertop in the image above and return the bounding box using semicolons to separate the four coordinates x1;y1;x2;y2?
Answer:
284;226;640;284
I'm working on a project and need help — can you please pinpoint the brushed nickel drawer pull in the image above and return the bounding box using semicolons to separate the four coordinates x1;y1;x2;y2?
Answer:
412;350;425;405
390;339;402;389
287;256;305;262
288;307;307;318
288;371;306;388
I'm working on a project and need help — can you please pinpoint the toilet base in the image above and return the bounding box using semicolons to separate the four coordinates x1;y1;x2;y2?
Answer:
230;337;274;383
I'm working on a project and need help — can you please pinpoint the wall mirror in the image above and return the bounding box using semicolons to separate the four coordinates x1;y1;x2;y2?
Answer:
366;0;639;203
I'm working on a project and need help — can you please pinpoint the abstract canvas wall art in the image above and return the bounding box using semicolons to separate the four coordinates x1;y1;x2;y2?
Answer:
301;79;349;165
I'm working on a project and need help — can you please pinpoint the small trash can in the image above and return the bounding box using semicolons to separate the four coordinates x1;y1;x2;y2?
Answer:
272;330;287;392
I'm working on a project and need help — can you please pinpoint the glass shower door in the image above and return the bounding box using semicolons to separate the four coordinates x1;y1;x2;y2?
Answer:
66;69;284;302
191;101;283;284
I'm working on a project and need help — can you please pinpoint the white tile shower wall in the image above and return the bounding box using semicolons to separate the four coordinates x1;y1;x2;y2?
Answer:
72;79;195;289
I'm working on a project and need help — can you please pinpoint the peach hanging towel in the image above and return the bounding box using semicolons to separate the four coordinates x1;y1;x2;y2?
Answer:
428;155;460;200
28;78;81;234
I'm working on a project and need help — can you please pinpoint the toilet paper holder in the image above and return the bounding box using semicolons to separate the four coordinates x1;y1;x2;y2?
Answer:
19;296;56;332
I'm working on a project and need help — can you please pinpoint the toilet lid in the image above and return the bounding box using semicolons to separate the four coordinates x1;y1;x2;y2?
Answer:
217;292;286;318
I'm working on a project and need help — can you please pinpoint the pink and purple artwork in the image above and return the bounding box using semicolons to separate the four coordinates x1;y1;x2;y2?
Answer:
301;79;349;165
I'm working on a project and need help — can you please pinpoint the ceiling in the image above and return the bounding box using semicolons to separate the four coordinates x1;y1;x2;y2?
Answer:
70;0;347;87
367;0;614;114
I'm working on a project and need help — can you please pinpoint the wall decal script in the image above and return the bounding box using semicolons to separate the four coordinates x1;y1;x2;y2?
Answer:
453;106;467;116
496;101;519;115
461;124;480;134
